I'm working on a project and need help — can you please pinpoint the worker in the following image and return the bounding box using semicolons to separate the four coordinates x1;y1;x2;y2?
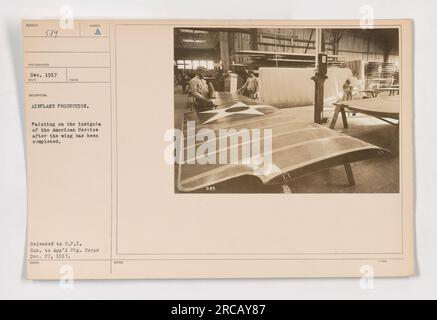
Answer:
181;72;190;93
215;68;227;91
342;79;357;116
342;79;353;101
237;70;259;99
188;66;217;109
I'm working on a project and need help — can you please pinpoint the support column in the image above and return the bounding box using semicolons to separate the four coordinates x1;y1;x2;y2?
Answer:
250;29;258;50
219;31;230;71
312;53;328;124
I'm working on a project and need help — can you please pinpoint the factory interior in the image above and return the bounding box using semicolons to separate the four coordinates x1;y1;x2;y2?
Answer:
174;27;400;193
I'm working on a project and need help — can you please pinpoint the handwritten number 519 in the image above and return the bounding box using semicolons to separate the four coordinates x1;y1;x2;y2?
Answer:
45;29;59;37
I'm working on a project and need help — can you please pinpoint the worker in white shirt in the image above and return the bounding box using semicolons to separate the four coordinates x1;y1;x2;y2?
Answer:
238;70;259;99
188;66;217;109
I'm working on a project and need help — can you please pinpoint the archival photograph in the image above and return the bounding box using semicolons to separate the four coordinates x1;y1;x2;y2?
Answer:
173;27;400;193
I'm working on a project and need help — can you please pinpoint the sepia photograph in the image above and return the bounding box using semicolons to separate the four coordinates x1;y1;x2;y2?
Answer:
2;0;435;301
174;27;400;193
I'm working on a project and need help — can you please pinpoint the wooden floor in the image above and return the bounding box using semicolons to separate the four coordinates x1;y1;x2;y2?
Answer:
174;88;399;193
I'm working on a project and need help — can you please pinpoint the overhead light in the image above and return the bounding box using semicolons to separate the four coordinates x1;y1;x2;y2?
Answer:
182;39;207;43
179;29;209;34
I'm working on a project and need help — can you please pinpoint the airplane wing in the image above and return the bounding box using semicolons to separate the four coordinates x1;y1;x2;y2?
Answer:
177;92;390;192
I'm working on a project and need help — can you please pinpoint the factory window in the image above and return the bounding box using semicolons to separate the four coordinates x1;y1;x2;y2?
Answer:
176;60;184;69
176;60;215;70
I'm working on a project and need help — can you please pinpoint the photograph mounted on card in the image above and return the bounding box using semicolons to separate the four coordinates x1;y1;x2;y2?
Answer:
23;19;414;279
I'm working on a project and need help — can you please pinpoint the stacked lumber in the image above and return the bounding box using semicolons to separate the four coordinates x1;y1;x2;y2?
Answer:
365;62;398;89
